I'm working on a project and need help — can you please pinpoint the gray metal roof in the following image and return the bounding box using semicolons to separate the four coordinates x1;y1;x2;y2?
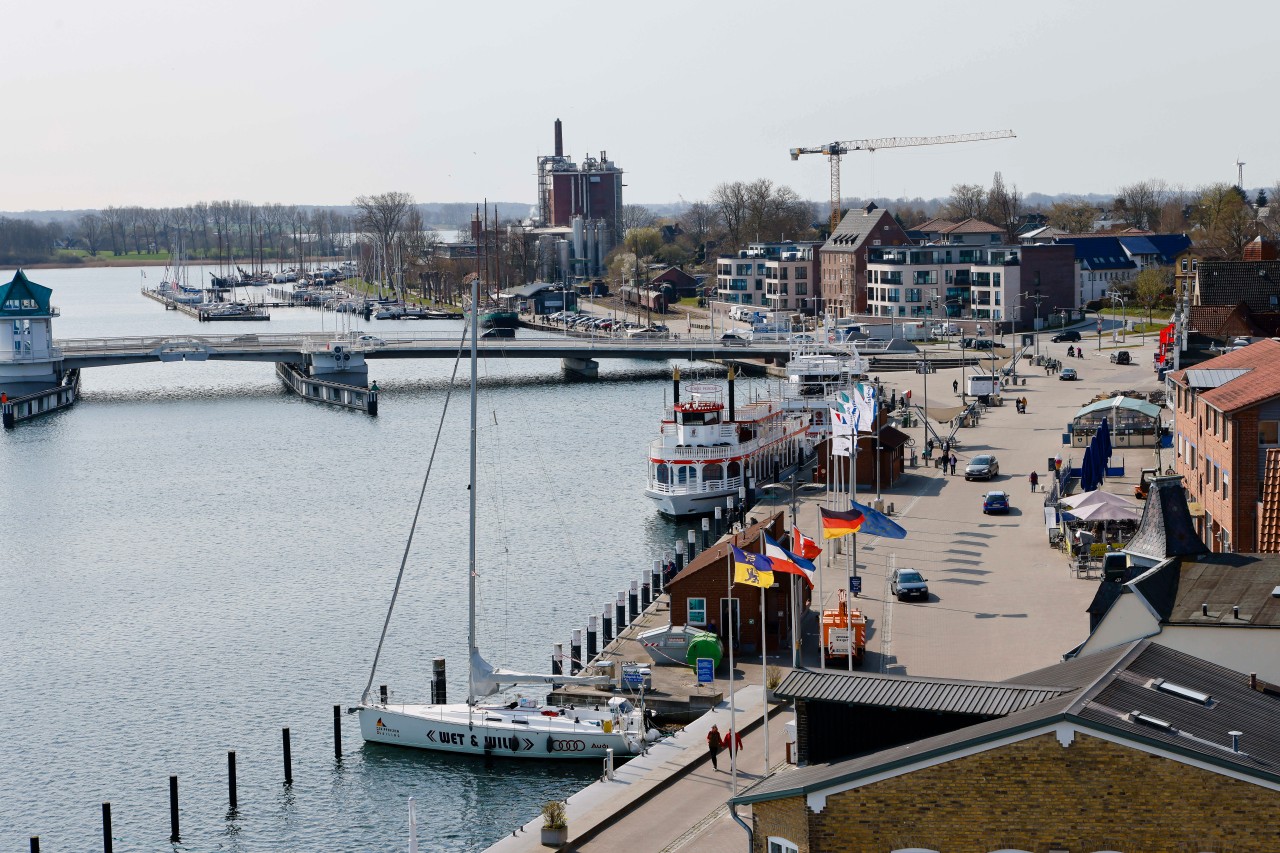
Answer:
733;641;1280;805
1184;368;1253;389
775;669;1068;717
1163;553;1280;626
1074;395;1162;420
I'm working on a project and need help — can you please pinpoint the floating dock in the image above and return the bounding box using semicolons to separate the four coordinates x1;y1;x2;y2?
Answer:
141;287;272;321
275;362;377;415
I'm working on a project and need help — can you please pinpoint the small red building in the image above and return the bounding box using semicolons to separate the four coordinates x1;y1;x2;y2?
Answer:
665;512;809;657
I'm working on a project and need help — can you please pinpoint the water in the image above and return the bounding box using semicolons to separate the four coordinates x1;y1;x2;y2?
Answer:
0;267;746;851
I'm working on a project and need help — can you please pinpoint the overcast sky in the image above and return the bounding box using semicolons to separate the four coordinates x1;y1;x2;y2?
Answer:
3;0;1275;212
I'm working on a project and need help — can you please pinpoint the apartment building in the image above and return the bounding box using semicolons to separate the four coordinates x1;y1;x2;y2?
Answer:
817;203;910;317
1167;339;1280;552
714;240;823;313
1055;233;1190;305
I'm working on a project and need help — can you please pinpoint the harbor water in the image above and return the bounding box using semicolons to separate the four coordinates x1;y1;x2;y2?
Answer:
0;267;750;851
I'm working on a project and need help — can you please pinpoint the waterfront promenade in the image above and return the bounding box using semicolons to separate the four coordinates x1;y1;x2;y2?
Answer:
482;333;1165;851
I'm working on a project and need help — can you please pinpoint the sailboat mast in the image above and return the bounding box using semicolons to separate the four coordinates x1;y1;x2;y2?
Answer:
467;273;480;703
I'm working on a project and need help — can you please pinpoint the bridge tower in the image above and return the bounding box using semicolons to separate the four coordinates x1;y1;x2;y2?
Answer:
0;270;64;397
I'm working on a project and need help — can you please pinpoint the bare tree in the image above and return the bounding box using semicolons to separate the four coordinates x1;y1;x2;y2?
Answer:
710;181;749;249
1047;200;1098;233
944;183;987;221
78;213;103;256
620;204;657;232
354;192;415;289
1115;179;1168;230
987;172;1023;240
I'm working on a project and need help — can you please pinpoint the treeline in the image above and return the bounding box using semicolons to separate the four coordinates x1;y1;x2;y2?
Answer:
0;218;67;265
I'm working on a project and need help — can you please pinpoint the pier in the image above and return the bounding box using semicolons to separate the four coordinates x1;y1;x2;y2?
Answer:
140;287;272;321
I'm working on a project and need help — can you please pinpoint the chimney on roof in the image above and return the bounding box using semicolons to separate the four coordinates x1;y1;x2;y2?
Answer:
1233;605;1241;619
1229;730;1243;753
1202;603;1208;616
1250;672;1258;690
864;202;878;214
554;118;563;158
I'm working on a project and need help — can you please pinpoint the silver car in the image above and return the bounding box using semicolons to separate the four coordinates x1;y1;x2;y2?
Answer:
891;568;929;601
964;454;1000;481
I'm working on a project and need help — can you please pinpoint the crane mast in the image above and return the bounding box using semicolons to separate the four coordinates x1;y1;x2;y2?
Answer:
790;130;1016;233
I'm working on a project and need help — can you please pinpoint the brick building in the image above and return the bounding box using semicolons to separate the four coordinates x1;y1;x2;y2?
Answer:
1168;339;1280;552
665;512;809;656
734;640;1280;852
818;204;910;317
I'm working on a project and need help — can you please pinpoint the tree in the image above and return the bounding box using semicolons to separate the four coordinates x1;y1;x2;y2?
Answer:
678;201;720;248
1047;200;1097;233
624;226;663;260
78;213;103;256
1133;267;1172;328
1257;188;1269;209
620;204;656;232
354;192;415;290
710;181;749;249
987;172;1022;241
1191;183;1258;259
944;183;987;221
1115;179;1168;230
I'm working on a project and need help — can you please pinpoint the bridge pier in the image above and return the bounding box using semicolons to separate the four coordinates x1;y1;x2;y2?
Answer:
561;357;599;379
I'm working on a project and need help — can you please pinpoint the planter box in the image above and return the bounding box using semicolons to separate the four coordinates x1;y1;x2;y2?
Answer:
541;826;568;847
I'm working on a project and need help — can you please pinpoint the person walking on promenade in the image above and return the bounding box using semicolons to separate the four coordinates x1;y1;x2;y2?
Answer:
707;724;722;771
1029;470;1039;492
952;379;959;394
722;728;744;760
950;453;958;475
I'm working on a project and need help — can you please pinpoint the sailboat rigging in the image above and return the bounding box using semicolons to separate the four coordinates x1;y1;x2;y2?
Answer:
356;276;654;759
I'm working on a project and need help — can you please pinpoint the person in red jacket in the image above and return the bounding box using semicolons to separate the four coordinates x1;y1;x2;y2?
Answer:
721;728;744;758
707;724;722;770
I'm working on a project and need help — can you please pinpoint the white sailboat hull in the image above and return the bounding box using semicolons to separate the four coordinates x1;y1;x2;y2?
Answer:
358;702;646;759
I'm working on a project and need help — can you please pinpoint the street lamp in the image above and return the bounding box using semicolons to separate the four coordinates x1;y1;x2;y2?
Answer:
943;297;967;401
1107;290;1127;344
1021;290;1046;356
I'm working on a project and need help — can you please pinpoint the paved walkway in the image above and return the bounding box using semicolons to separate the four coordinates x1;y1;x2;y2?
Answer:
483;333;1166;852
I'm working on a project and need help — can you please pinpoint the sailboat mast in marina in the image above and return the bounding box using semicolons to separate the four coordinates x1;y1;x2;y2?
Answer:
356;277;654;759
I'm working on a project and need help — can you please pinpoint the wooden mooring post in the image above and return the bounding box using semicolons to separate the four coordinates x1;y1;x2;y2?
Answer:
282;727;293;785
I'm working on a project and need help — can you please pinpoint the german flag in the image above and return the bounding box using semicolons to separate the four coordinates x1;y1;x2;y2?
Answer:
820;506;864;539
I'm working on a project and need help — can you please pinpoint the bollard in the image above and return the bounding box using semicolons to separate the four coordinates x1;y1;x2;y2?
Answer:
602;607;613;644
282;727;293;785
641;580;651;608
687;529;697;562
169;775;180;843
570;629;582;675
379;684;388;705
628;581;639;622
605;747;615;781
586;615;598;663
102;802;113;853
674;541;685;575
652;560;663;595
702;517;710;550
228;751;238;812
714;506;723;540
432;658;447;705
333;705;343;761
552;642;564;677
616;592;626;631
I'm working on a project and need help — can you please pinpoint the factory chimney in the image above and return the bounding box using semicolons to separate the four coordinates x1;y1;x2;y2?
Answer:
554;118;563;157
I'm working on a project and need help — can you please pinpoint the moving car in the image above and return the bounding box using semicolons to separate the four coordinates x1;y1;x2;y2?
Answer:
964;454;1000;480
1110;350;1131;365
890;568;929;601
1060;367;1078;381
1052;330;1082;343
719;333;751;347
982;490;1010;514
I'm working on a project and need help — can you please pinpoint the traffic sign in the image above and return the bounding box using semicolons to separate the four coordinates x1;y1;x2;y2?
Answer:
849;576;863;595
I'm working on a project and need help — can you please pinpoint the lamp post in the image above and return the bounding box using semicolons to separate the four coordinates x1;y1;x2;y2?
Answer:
944;297;967;401
1021;290;1046;356
761;478;822;668
1107;290;1127;344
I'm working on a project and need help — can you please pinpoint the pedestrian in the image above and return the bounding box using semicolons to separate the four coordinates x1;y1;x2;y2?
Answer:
1078;348;1084;359
721;728;744;760
1030;470;1039;492
950;453;958;475
953;379;959;394
1067;345;1074;357
707;724;722;771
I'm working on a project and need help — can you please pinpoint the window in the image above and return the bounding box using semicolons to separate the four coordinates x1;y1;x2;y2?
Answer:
1261;421;1280;445
767;840;799;853
1182;258;1189;272
1223;469;1229;500
687;597;707;626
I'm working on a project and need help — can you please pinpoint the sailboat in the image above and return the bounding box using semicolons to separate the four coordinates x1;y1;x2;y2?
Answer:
356;277;653;759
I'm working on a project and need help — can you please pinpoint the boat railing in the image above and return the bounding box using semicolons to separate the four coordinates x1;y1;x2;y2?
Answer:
647;475;745;495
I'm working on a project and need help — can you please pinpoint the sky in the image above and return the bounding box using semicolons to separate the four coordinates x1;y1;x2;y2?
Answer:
3;0;1277;212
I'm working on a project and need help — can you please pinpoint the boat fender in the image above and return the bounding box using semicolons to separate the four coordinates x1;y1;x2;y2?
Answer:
546;735;555;753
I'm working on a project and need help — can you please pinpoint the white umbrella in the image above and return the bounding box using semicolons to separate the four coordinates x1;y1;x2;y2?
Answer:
1060;489;1137;511
1069;501;1142;522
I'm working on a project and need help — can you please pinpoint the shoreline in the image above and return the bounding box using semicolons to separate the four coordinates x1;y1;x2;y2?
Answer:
3;257;347;271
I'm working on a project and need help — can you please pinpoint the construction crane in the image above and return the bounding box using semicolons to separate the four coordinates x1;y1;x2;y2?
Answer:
790;130;1017;233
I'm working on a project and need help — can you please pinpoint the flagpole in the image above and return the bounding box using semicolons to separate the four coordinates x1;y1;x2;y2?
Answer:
759;554;771;780
725;544;737;794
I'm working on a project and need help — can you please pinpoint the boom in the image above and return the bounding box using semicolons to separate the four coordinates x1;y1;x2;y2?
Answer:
790;130;1016;232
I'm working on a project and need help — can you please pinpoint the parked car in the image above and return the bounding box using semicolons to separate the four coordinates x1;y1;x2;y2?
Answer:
720;333;751;347
1110;350;1131;365
1060;367;1078;381
352;334;386;347
964;454;1000;480
965;338;996;350
982;490;1011;514
1052;330;1081;343
890;568;930;601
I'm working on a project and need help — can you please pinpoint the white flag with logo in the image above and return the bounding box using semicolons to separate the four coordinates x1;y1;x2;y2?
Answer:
852;382;878;434
830;407;853;456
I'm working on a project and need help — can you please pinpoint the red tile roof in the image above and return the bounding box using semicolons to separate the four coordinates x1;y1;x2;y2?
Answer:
1171;339;1280;411
1260;448;1280;553
940;218;1004;235
910;217;958;233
